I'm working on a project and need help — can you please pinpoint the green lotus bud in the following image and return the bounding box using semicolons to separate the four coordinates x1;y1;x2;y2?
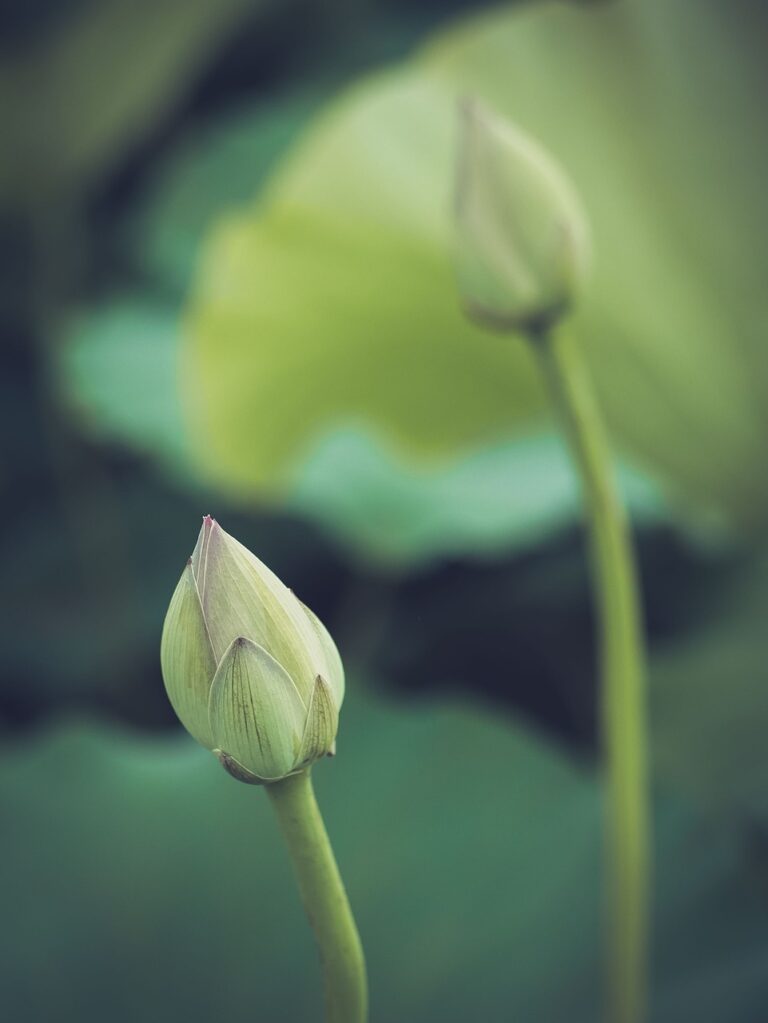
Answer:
160;516;344;784
455;97;590;334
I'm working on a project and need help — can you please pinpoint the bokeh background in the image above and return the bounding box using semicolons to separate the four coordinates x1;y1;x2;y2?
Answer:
2;1;768;1020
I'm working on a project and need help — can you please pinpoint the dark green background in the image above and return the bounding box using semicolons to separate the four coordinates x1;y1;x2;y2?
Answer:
2;1;767;1020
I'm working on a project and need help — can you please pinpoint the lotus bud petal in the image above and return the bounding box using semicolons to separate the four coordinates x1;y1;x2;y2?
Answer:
160;562;217;750
455;97;590;333
161;517;344;783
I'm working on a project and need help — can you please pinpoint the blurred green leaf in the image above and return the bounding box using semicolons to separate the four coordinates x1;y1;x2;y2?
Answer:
60;298;191;468
2;691;766;1022
183;0;766;528
186;196;543;485
652;549;768;815
57;299;664;565
57;0;768;565
120;0;460;296
289;428;663;564
0;0;259;203
123;90;332;294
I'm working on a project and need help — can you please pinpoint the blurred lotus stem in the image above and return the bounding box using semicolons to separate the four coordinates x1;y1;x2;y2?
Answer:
533;326;649;1023
456;99;650;1023
161;517;367;1022
268;770;368;1023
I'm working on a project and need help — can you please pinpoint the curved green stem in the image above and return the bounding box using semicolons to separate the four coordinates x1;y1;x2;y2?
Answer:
267;769;368;1023
532;327;649;1023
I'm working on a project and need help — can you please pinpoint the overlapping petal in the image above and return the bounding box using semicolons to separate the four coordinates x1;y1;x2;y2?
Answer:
190;516;325;703
297;676;338;767
299;600;345;711
160;561;217;749
208;637;307;782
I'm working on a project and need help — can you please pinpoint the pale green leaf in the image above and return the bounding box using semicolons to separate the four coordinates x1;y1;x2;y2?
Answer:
185;198;542;489
124;90;331;293
184;0;768;529
56;0;768;564
55;302;667;562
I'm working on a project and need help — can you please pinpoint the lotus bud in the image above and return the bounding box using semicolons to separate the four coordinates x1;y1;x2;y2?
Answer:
160;516;344;784
455;97;590;334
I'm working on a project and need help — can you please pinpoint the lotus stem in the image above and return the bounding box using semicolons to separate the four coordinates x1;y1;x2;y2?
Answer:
531;325;650;1023
267;769;368;1023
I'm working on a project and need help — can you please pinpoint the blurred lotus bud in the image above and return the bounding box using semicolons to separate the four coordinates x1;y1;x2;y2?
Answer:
161;516;344;784
455;97;590;334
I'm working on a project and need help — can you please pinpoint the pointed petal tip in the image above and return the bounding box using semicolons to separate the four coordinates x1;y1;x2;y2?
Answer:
191;515;222;585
